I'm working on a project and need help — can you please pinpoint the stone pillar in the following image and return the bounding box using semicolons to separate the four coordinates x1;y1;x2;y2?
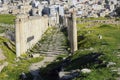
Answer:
71;9;78;53
56;12;59;26
15;14;28;57
64;15;68;27
15;19;21;57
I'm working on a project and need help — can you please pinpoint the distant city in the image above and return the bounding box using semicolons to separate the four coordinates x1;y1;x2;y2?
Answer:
0;0;120;80
0;0;120;18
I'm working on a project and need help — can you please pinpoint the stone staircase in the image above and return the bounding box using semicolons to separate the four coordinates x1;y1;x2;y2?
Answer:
29;27;68;57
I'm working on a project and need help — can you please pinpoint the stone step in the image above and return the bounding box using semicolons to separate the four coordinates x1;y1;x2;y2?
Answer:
47;49;65;52
40;50;65;53
46;54;58;57
38;47;66;51
54;49;65;51
40;51;65;54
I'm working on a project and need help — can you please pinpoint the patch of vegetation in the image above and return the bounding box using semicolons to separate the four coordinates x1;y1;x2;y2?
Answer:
115;18;120;21
0;37;15;62
0;14;16;24
56;53;68;61
67;22;120;80
64;48;120;79
0;36;44;80
0;26;6;33
77;23;120;49
39;21;120;80
39;27;56;43
0;57;43;80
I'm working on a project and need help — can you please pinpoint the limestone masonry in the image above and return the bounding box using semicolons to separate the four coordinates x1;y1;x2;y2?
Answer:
15;14;48;57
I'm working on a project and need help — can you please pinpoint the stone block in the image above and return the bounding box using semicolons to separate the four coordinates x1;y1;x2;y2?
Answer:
0;49;6;61
0;62;8;73
81;68;91;73
107;62;116;68
31;54;40;58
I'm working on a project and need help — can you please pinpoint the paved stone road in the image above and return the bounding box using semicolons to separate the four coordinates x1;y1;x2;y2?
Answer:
29;56;56;80
29;27;68;80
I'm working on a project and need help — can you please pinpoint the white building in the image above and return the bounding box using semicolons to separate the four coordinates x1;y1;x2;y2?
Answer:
92;4;103;10
49;5;58;16
31;0;40;8
0;0;2;7
41;1;48;7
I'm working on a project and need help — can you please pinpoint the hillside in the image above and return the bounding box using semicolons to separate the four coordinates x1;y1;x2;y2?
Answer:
0;15;43;80
40;19;120;80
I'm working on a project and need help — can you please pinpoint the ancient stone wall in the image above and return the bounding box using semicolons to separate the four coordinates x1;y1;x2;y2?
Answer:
77;19;120;25
15;14;48;57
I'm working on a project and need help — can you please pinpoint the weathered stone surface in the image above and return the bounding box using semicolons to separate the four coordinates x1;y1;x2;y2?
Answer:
111;69;118;72
30;54;40;58
98;34;102;39
81;68;91;73
16;15;49;57
0;48;6;60
14;58;20;62
116;77;120;80
111;68;120;76
67;11;78;53
0;33;5;36
117;54;120;57
59;71;69;78
107;62;116;68
0;65;5;72
29;27;69;80
89;47;94;51
117;68;120;75
59;69;80;80
0;62;8;73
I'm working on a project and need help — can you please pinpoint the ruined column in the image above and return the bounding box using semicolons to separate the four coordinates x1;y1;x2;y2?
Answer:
64;15;68;28
71;8;78;53
56;12;59;26
15;18;21;57
15;14;27;57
